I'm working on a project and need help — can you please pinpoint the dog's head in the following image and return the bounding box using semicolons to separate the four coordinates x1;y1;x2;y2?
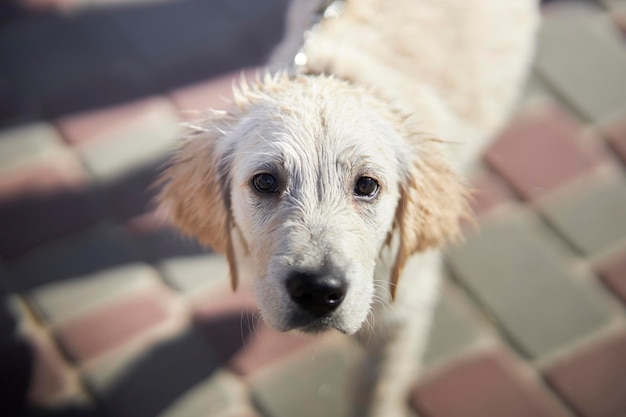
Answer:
158;74;469;334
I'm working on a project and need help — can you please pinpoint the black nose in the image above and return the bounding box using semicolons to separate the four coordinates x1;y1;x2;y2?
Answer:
286;271;348;317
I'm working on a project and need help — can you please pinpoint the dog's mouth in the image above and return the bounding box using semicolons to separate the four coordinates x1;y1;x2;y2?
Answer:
285;311;350;334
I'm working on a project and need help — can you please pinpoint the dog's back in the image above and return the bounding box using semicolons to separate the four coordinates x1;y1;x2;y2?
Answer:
304;0;540;171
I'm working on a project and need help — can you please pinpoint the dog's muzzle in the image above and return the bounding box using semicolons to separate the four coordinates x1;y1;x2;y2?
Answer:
286;270;348;317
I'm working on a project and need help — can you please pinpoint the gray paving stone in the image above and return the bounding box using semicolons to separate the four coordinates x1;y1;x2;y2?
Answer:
539;172;626;256
13;223;143;291
0;122;65;174
536;8;626;122
157;370;254;417
30;263;162;323
249;338;364;417
423;281;487;367
445;210;612;358
600;0;626;11
85;327;222;417
159;254;229;294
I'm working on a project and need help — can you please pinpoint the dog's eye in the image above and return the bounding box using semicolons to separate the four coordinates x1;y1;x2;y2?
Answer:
252;173;279;193
354;176;379;198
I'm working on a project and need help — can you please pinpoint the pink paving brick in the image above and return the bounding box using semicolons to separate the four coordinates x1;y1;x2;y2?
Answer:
0;154;88;202
613;10;626;35
596;249;626;305
169;68;259;118
485;104;605;200
468;174;517;217
545;329;626;417
56;286;177;362
193;287;316;376
411;348;570;417
56;96;176;146
125;209;170;237
602;115;626;164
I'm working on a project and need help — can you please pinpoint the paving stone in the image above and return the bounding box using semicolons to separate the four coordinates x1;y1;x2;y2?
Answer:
0;122;65;174
104;156;168;221
192;287;317;375
0;151;88;200
157;370;255;417
110;0;256;90
249;338;364;417
545;328;626;417
423;282;487;367
159;253;230;294
12;223;143;291
169;68;258;117
1;295;37;414
0;9;158;118
26;325;83;406
484;104;604;200
0;146;96;260
0;186;105;260
538;173;626;255
220;0;290;57
4;295;85;407
125;210;209;261
85;327;221;417
601;114;626;163
229;323;319;377
56;284;179;362
468;174;517;217
614;9;626;33
536;8;626;122
56;96;175;147
601;0;626;12
30;263;162;323
596;249;626;305
70;98;180;181
445;210;612;358
192;282;260;364
412;348;571;417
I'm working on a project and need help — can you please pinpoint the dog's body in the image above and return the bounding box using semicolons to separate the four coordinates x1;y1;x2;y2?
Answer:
158;1;539;415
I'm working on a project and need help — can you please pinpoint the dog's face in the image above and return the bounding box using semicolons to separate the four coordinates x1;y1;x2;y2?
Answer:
159;74;468;334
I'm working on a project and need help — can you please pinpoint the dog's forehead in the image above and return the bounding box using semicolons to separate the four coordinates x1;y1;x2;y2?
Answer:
236;90;401;171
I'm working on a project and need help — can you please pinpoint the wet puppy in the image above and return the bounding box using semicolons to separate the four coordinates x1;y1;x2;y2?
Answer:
158;1;539;415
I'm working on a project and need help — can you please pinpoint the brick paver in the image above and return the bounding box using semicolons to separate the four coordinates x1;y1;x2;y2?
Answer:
2;1;626;417
249;338;363;417
537;3;626;122
85;328;222;417
484;103;605;200
29;263;162;322
159;254;230;294
545;328;626;417
423;280;490;367
602;115;626;163
596;248;626;304
0;123;66;173
56;284;180;362
12;223;143;290
538;172;626;255
412;347;571;417
446;209;612;358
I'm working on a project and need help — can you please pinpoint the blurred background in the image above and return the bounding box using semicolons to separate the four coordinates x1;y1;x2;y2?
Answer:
1;0;626;416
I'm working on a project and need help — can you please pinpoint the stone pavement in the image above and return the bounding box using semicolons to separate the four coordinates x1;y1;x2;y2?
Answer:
1;0;626;416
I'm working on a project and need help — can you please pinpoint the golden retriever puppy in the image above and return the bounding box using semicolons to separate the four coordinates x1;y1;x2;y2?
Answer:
158;1;539;415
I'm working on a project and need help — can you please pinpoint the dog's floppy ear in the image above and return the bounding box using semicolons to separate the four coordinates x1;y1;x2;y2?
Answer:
389;138;471;300
157;112;240;291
